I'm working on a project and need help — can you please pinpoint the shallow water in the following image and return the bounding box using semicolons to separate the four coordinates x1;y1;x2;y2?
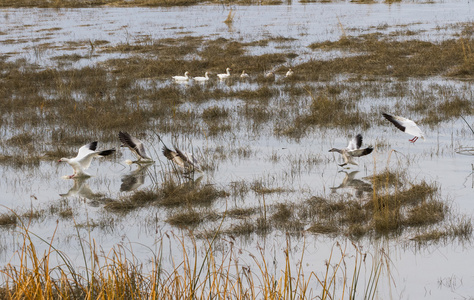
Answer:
1;1;474;299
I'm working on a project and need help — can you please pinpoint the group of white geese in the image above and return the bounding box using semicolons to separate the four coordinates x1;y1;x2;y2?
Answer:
58;111;425;178
172;67;295;82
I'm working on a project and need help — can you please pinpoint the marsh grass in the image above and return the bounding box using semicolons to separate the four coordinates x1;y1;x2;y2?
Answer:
0;220;388;299
307;34;474;79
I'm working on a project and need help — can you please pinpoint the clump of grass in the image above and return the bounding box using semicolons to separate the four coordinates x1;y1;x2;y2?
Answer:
105;189;159;212
251;179;286;195
224;220;255;236
307;222;338;234
166;209;203;227
226;207;255;218
160;178;228;207
201;106;229;121
364;168;404;189
0;213;17;226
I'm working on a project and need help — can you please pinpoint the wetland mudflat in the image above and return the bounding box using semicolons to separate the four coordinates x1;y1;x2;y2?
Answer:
0;1;473;298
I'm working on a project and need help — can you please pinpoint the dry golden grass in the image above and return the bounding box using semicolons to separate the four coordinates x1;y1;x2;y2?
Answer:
0;221;388;299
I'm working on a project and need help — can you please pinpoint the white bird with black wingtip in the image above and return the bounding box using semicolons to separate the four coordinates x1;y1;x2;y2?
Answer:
119;131;154;164
328;134;373;167
58;141;115;178
382;112;425;143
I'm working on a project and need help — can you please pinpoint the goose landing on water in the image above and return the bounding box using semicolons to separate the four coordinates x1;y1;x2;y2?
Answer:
328;134;373;167
382;112;425;143
118;131;153;164
58;141;115;178
162;145;201;174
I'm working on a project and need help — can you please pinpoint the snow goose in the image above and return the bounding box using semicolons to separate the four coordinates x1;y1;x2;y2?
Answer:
162;145;201;173
193;72;210;82
285;68;294;78
119;131;153;163
58;141;115;178
172;71;191;81
382;113;425;143
264;71;275;78
328;134;374;167
240;70;250;79
217;68;231;80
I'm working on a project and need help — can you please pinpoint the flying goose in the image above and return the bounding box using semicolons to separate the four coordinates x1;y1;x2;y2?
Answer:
328;134;373;167
162;145;201;173
58;141;115;178
118;131;153;163
217;68;231;80
382;113;425;143
172;71;191;81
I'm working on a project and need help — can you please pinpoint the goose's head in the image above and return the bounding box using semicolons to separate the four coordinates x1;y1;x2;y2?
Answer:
328;148;342;153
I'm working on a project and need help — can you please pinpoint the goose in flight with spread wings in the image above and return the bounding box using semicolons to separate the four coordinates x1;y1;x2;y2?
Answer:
119;131;153;163
382;113;425;143
328;134;373;167
162;145;201;173
58;141;115;178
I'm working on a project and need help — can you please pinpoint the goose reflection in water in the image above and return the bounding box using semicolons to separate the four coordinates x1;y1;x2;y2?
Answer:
120;164;151;192
60;177;106;207
330;171;373;198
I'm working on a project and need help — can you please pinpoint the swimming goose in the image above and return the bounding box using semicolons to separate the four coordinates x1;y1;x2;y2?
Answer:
217;68;231;80
119;131;153;163
58;141;115;178
264;71;275;78
285;68;294;78
162;145;201;173
240;70;250;79
382;113;425;143
328;134;373;167
172;71;191;81
193;72;210;82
